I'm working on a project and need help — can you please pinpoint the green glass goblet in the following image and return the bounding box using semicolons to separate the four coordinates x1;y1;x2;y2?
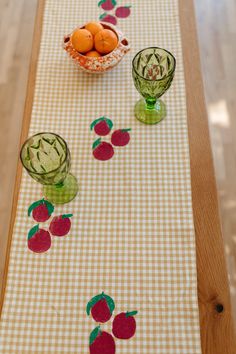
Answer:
20;132;78;204
132;47;176;124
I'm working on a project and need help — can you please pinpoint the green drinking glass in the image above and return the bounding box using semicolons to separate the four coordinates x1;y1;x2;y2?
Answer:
132;47;176;124
20;132;78;204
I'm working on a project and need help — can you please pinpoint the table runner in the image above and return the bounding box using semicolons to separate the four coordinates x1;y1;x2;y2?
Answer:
0;0;202;352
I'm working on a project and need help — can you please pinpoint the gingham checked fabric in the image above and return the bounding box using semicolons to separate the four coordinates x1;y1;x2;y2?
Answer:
0;0;202;353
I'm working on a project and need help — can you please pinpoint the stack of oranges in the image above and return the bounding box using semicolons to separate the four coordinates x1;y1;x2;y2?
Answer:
71;22;118;57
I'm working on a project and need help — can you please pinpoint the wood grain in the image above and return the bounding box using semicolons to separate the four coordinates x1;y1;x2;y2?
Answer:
0;0;235;352
179;0;236;352
0;0;45;314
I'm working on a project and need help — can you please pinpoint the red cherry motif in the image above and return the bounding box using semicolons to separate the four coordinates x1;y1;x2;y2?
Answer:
115;6;132;18
93;138;114;161
99;13;117;26
28;198;54;222
98;0;117;11
27;225;51;253
111;129;131;147
89;327;116;354
49;214;73;237
112;311;138;339
87;292;115;323
91;117;113;136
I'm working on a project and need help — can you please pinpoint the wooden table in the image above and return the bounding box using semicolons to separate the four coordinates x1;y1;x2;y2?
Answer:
0;0;235;353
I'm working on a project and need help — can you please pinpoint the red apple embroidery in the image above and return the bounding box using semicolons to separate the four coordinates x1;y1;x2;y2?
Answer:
98;0;117;11
111;129;131;147
99;13;117;26
28;198;54;222
89;326;116;354
115;6;132;18
27;225;51;253
90;117;113;136
93;138;114;161
87;292;115;323
49;214;73;237
112;311;138;339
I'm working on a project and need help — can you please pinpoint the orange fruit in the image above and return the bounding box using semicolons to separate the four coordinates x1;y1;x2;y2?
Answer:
85;22;104;36
85;50;102;57
71;29;93;53
94;29;118;54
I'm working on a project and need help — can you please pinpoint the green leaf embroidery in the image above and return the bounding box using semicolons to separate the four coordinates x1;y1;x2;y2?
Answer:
92;138;102;150
86;293;103;316
121;128;131;132
86;292;115;316
28;200;43;216
44;200;54;216
89;326;101;346
90;117;113;131
126;310;138;317
28;224;39;240
62;214;73;219
28;199;54;217
103;294;115;315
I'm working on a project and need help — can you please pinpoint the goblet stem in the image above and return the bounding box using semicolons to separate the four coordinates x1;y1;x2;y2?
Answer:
146;98;157;110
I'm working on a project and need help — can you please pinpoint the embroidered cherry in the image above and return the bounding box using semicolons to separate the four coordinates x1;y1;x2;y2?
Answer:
111;129;131;147
112;311;138;339
27;225;51;253
99;13;117;26
98;0;117;11
49;214;73;237
87;292;115;323
115;6;132;18
90;117;113;136
28;198;54;222
93;138;114;161
89;326;116;354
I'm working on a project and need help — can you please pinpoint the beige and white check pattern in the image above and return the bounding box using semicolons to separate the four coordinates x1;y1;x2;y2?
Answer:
0;0;202;353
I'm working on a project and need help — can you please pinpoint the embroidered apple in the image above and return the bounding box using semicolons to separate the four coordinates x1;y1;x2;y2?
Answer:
87;292;115;323
115;6;132;18
112;311;138;339
93;138;114;161
89;326;116;354
90;117;113;136
28;198;54;222
49;214;73;237
27;224;51;253
98;0;117;11
111;129;131;147
99;13;117;26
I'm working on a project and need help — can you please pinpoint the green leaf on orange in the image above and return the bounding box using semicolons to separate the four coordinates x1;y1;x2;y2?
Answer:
28;224;39;240
89;326;102;346
92;138;102;150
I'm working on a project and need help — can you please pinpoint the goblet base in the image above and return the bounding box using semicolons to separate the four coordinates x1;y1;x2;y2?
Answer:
134;99;166;124
43;173;79;204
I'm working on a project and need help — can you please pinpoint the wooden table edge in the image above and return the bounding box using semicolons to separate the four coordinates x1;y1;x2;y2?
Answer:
0;0;46;315
1;0;235;352
179;0;236;352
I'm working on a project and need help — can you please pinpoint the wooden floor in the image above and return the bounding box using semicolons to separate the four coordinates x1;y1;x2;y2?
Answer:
0;0;235;328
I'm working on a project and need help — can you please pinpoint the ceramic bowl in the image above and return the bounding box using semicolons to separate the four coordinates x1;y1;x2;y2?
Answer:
63;22;130;73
